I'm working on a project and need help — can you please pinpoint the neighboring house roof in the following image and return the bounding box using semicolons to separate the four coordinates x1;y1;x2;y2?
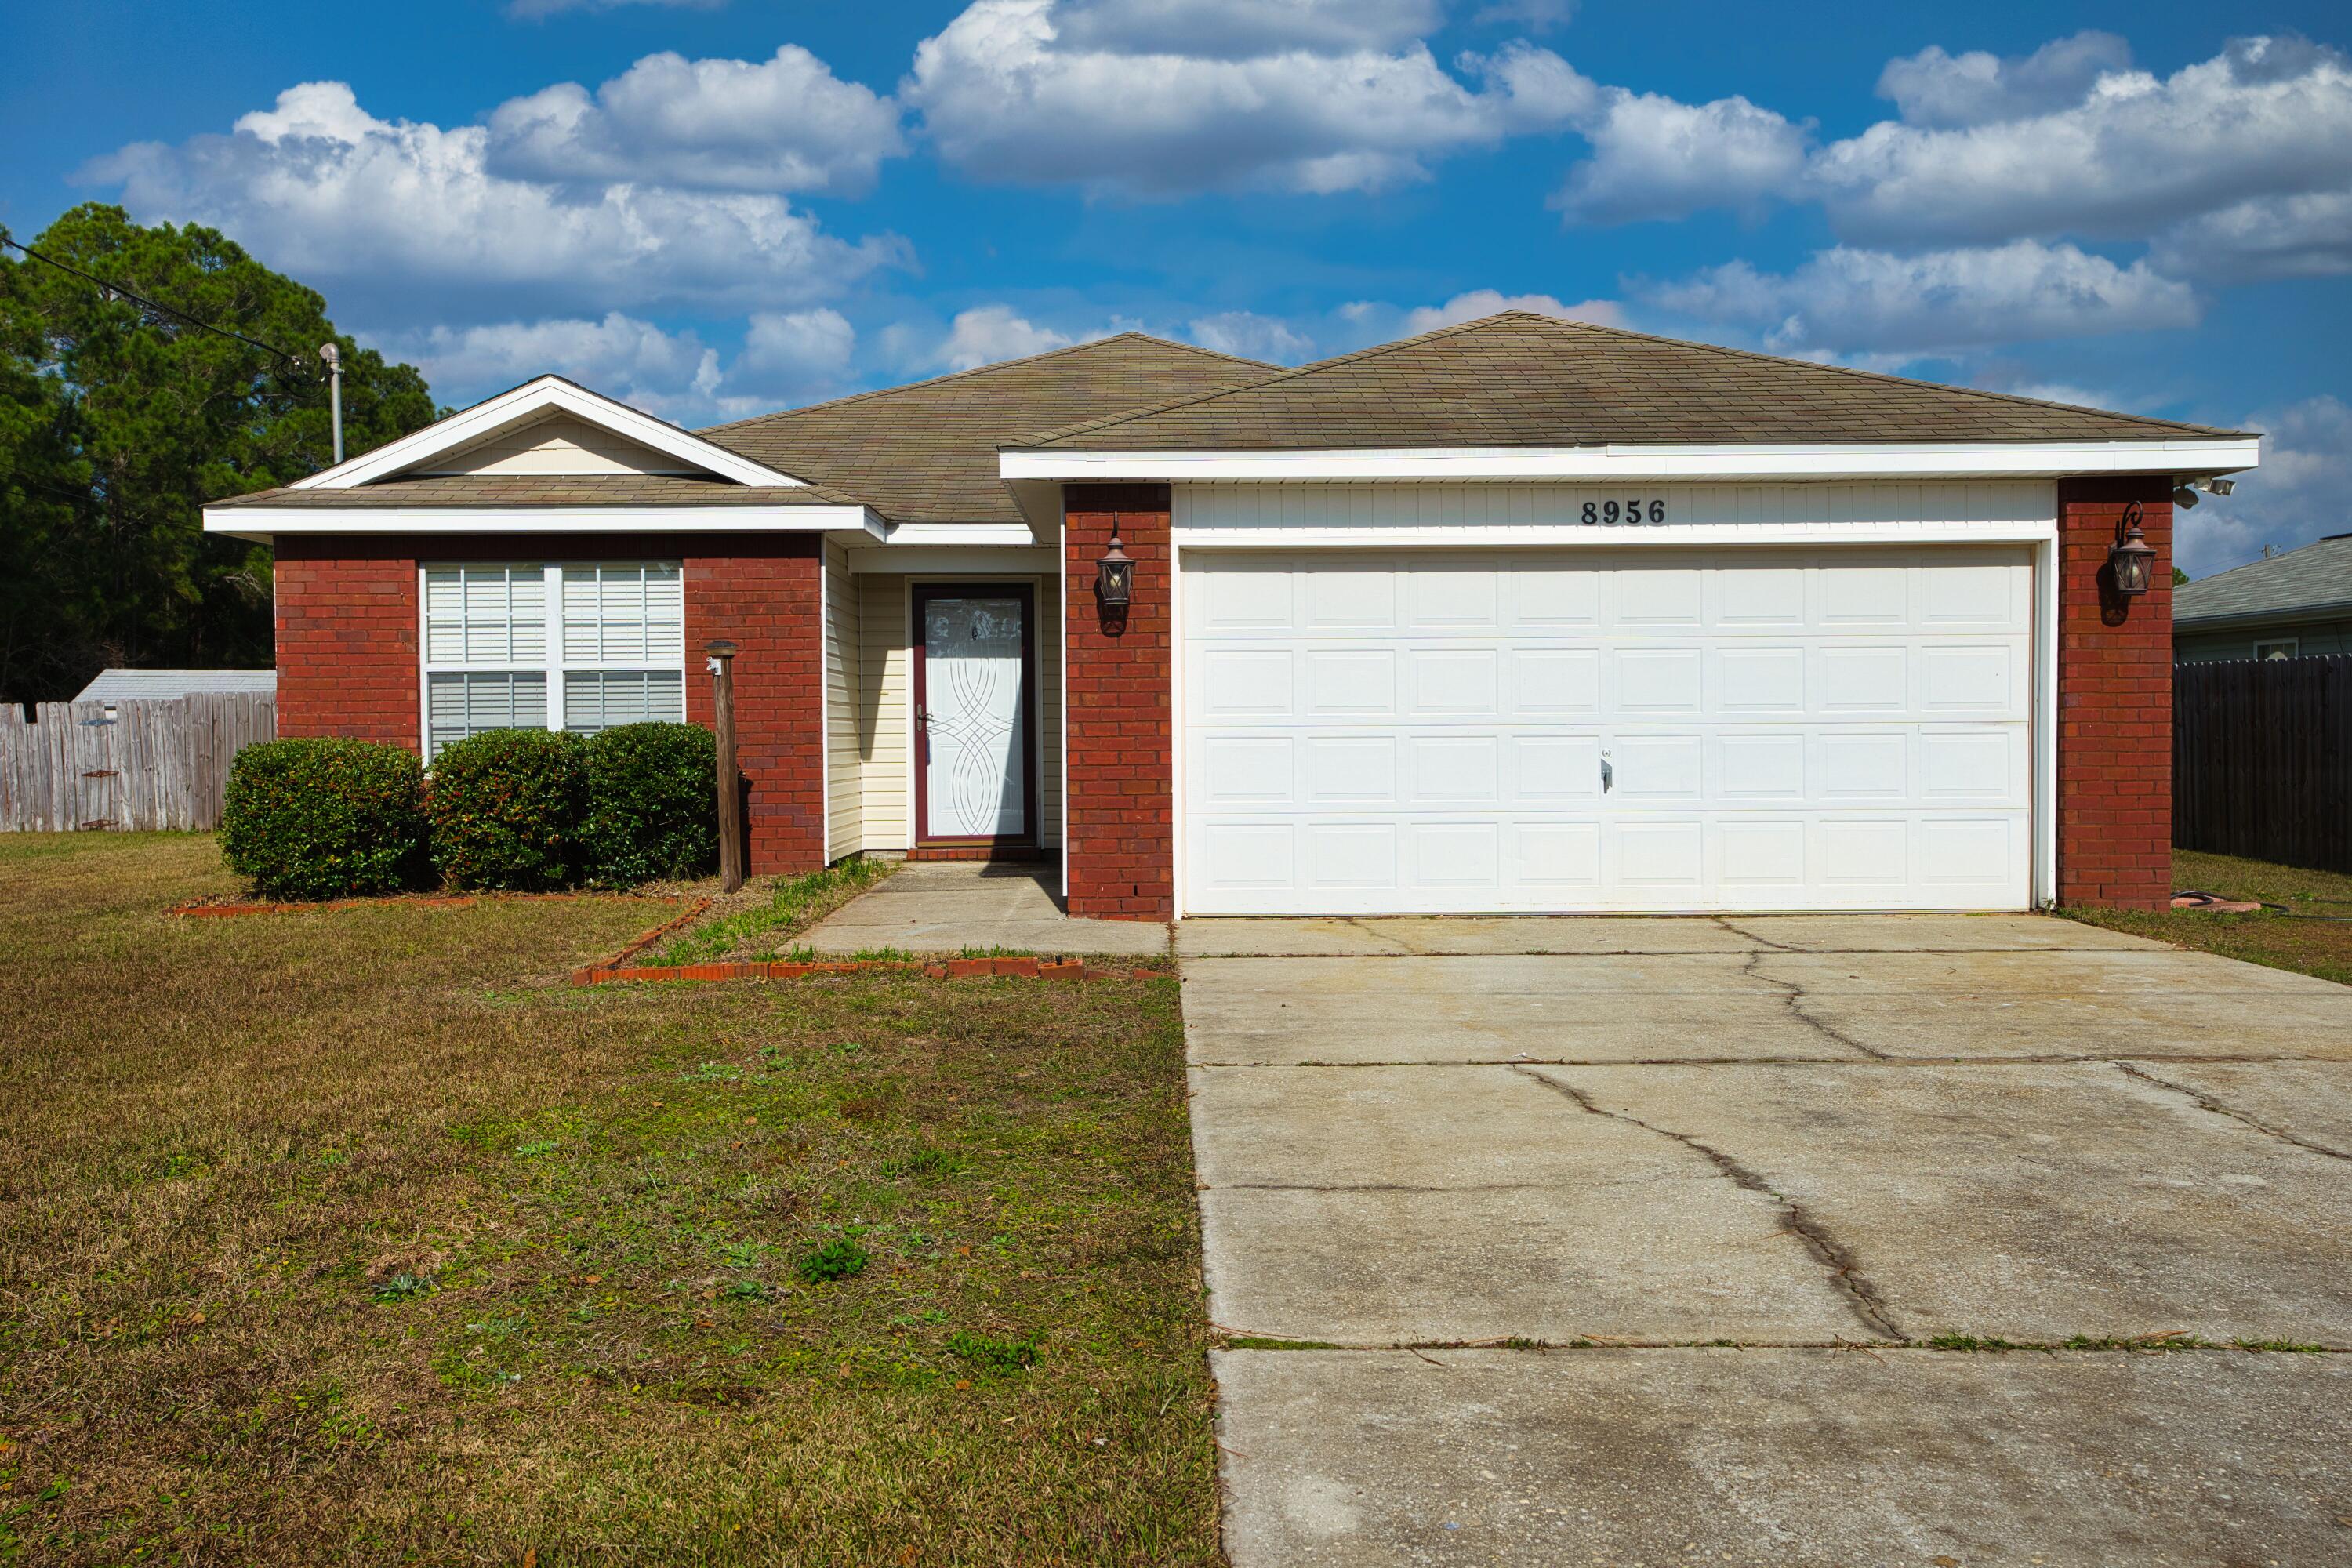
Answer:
703;334;1279;524
212;474;862;509
2176;534;2352;630
1012;311;2252;452
74;668;278;702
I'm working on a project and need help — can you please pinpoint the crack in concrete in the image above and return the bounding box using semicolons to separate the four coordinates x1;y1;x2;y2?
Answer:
1715;916;1800;953
1736;948;1894;1060
1214;1181;1541;1194
1513;1066;1907;1341
2113;1061;2352;1164
1337;917;1419;954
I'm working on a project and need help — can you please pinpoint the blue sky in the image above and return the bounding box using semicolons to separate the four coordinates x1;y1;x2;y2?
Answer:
5;0;2347;574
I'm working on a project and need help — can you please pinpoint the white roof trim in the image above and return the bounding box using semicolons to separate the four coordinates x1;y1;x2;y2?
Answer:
1001;437;2263;484
203;503;884;543
880;522;1039;546
291;376;805;492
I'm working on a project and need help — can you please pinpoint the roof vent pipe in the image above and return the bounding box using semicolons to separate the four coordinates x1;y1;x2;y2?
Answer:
319;342;343;465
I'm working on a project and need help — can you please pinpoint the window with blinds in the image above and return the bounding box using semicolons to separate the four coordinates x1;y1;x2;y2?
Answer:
422;563;685;757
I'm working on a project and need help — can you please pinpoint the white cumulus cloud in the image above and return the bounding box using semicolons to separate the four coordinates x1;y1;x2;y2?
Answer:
932;304;1098;370
2178;395;2352;577
1552;88;1810;224
83;81;907;324
1810;35;2352;260
1401;289;1622;333
1642;241;2200;357
901;0;1592;197
1875;31;2133;128
1186;310;1315;362
486;45;906;196
1054;0;1443;59
374;312;721;415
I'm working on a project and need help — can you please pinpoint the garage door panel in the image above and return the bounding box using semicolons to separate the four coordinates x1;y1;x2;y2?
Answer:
1508;648;1601;716
1507;566;1602;630
1200;648;1294;720
1715;733;1806;801
1614;648;1704;714
1406;648;1500;717
1406;735;1501;805
1306;822;1397;891
1306;649;1396;717
1512;735;1603;803
1303;735;1397;805
1183;546;2032;914
1715;645;1806;714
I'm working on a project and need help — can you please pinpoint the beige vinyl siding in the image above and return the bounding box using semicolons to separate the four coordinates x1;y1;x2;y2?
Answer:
425;414;703;477
824;541;862;862
856;575;913;851
1035;583;1062;848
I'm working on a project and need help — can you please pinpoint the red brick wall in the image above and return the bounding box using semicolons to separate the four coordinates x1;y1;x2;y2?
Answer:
2056;476;2175;910
683;543;826;874
274;539;417;745
271;532;825;874
1062;485;1174;920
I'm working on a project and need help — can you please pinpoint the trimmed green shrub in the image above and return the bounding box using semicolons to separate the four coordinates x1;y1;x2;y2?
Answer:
220;738;430;899
579;721;717;887
426;728;588;891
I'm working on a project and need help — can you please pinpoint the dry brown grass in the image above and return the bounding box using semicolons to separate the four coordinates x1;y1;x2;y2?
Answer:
0;833;1218;1564
2063;848;2352;987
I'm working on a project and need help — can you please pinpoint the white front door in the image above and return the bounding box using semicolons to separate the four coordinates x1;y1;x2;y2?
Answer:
1181;546;2034;914
916;587;1030;842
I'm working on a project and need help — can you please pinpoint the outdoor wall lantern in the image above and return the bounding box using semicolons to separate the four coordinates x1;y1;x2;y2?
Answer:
2109;499;2157;597
1095;528;1134;608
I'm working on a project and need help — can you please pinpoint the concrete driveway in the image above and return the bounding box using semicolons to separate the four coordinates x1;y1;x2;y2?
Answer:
1179;914;2352;1566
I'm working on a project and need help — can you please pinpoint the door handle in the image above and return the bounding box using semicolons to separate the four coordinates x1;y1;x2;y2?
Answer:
1600;751;1613;793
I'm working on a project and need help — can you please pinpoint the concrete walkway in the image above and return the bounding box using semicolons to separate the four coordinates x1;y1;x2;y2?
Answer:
1185;913;2352;1565
799;860;1169;958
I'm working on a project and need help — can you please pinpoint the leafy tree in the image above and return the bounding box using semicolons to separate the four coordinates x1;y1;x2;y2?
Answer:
2172;566;2191;587
0;204;436;702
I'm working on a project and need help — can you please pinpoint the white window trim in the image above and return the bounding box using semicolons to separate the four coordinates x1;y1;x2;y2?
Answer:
2252;638;2299;660
419;561;688;758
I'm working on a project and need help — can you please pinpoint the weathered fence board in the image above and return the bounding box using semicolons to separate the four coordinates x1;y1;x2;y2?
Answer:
2173;655;2352;875
0;694;277;832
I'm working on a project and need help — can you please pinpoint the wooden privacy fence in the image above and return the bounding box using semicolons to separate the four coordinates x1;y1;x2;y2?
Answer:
0;694;277;832
2173;655;2352;875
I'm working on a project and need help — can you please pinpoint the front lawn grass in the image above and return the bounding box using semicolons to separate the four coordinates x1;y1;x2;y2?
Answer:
655;854;896;965
2061;848;2352;986
0;833;1215;1564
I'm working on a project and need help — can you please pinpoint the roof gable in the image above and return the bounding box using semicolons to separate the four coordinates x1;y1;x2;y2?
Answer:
703;333;1279;524
1013;312;2252;452
292;375;806;492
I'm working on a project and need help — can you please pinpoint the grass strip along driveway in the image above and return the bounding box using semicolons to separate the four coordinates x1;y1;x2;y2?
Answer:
2063;848;2352;987
0;834;1216;1565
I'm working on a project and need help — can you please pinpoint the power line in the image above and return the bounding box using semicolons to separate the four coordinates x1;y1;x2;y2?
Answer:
0;226;313;371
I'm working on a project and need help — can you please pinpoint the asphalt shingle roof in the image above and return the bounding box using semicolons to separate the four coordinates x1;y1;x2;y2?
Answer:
1012;311;2252;452
74;668;277;702
211;475;862;509
702;334;1279;524
2176;534;2352;627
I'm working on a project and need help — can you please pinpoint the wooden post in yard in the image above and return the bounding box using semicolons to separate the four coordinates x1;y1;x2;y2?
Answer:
706;639;745;893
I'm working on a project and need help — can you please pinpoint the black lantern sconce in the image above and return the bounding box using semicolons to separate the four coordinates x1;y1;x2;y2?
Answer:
2108;499;2157;597
1096;528;1134;608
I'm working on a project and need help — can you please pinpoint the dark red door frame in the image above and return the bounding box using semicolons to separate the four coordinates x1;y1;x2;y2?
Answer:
911;581;1037;850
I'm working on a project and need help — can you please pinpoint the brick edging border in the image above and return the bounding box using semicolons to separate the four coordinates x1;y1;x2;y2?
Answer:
571;955;1174;986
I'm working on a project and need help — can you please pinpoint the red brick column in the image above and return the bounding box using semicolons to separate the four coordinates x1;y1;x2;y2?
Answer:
684;539;826;876
1063;484;1174;920
270;532;825;876
2056;476;2175;909
274;539;419;745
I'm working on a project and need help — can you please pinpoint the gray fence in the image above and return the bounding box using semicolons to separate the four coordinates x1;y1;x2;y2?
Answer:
0;694;277;832
2174;655;2352;875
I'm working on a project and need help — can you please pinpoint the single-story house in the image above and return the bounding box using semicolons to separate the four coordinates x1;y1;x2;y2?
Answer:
2175;534;2352;662
204;311;2259;917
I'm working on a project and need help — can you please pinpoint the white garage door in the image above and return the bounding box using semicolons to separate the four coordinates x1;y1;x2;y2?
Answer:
1181;546;2034;915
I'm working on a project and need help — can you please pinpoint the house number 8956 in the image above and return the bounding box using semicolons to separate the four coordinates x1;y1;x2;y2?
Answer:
1583;499;1667;524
